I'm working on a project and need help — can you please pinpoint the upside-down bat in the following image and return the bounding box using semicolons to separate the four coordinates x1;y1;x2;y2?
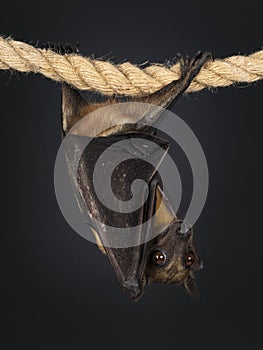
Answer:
60;52;211;301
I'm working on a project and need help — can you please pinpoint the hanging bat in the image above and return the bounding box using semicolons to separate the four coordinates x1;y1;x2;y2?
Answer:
60;51;211;301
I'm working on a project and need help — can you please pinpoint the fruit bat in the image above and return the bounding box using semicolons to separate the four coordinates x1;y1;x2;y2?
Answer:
61;52;211;301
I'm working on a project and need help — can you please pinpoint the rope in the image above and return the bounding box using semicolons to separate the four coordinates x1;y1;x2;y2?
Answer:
0;36;262;96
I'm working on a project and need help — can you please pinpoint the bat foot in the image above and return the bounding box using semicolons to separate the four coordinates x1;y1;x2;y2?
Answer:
41;42;80;54
179;51;213;82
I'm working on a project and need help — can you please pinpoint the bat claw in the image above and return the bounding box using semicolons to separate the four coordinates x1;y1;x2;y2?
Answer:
122;280;146;302
41;42;80;55
180;51;212;80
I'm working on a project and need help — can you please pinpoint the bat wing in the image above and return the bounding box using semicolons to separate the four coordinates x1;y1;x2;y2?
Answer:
68;131;170;299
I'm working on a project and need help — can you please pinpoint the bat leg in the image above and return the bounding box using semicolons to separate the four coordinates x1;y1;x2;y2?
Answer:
139;51;212;108
134;52;212;125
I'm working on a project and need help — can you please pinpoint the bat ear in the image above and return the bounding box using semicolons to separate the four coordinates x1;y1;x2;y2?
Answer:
61;84;89;134
183;274;200;302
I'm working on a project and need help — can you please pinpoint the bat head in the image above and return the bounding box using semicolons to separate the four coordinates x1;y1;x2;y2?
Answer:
132;220;203;301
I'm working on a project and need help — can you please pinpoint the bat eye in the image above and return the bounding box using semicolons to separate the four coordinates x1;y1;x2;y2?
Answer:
152;250;167;266
185;252;195;267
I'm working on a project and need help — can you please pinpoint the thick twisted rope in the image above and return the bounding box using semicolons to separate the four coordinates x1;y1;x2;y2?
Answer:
0;36;262;96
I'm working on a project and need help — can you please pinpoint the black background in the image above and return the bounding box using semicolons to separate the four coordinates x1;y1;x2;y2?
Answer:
1;1;263;349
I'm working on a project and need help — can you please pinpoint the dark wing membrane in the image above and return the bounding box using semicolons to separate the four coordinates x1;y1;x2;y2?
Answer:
65;131;170;297
102;178;159;298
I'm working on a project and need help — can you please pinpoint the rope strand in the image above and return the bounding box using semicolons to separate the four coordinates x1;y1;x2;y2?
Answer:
0;36;262;96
